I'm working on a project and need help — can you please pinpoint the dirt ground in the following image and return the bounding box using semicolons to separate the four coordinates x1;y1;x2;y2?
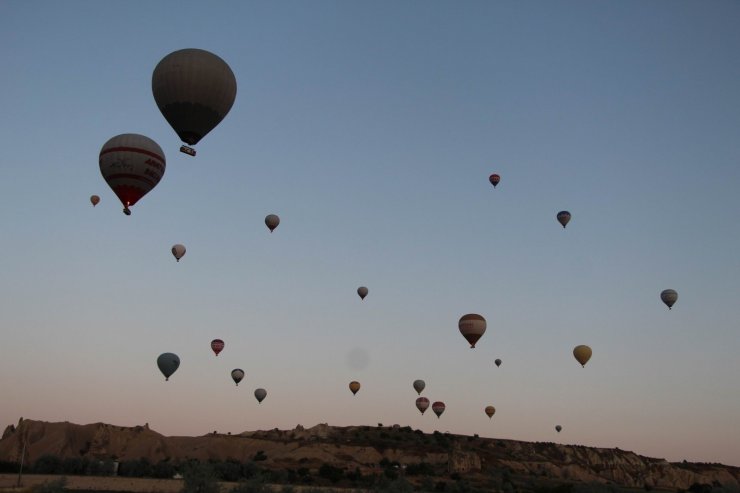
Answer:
0;474;186;492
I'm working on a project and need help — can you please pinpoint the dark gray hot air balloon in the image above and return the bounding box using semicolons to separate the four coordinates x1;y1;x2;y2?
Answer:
157;353;180;381
494;358;502;368
171;244;186;262
254;388;267;403
152;49;237;152
357;286;368;300
265;214;280;233
231;369;244;386
557;211;571;228
556;425;562;433
661;289;678;310
413;379;425;395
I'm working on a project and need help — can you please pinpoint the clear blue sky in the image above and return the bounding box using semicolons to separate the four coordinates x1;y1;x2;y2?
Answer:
1;1;739;466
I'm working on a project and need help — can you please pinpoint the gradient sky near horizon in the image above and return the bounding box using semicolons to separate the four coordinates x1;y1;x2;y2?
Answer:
1;1;739;467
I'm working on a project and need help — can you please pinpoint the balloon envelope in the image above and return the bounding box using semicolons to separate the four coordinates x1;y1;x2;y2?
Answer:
415;397;429;415
90;195;100;207
211;339;224;356
99;134;166;214
573;345;592;367
557;211;571;228
413;379;425;395
661;289;678;309
152;49;237;146
231;369;244;386
171;244;186;262
265;214;280;232
254;388;267;403
485;406;496;418
357;287;368;300
157;353;180;381
349;381;361;395
432;401;446;418
489;174;500;188
458;314;486;348
494;358;502;367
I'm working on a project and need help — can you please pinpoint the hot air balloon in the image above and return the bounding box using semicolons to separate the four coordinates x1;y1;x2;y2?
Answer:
211;339;224;356
432;401;446;418
349;381;361;395
573;345;592;367
99;134;166;215
489;174;500;188
171;244;186;262
557;211;571;228
458;314;486;348
152;49;237;153
494;359;502;368
254;388;267;403
357;287;368;300
413;380;425;395
555;425;562;433
157;353;180;381
231;369;244;386
265;214;280;233
90;195;100;207
416;397;430;415
661;289;678;310
485;406;496;419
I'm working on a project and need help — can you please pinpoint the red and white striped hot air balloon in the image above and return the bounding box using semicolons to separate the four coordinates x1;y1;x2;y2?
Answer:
211;339;224;356
99;134;166;215
415;397;430;415
458;314;486;348
432;401;446;418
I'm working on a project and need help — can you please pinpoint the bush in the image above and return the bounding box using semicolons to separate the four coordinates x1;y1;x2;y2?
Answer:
33;455;63;475
180;462;220;493
230;475;270;493
152;460;176;479
253;451;267;462
318;463;344;483
118;458;152;478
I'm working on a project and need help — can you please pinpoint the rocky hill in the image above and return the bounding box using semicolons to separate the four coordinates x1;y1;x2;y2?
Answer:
1;418;738;492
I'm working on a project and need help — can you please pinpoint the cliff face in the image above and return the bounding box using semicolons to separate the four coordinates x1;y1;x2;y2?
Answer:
1;419;738;492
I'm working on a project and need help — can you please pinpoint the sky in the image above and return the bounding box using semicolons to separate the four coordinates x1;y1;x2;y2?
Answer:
0;0;739;467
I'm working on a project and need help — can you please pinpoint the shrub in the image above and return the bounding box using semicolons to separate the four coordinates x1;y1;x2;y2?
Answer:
180;462;219;493
33;455;63;475
318;463;344;483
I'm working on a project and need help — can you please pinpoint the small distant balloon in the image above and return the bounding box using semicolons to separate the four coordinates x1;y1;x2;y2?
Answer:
489;174;500;188
357;286;368;300
557;211;571;228
171;244;186;262
90;195;100;207
556;425;562;433
211;339;224;356
413;379;425;395
485;406;496;419
494;359;502;368
231;369;244;386
573;345;592;367
458;314;486;348
265;214;280;233
349;381;361;395
661;289;678;310
416;397;430;415
432;401;446;418
157;353;180;381
254;388;267;403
